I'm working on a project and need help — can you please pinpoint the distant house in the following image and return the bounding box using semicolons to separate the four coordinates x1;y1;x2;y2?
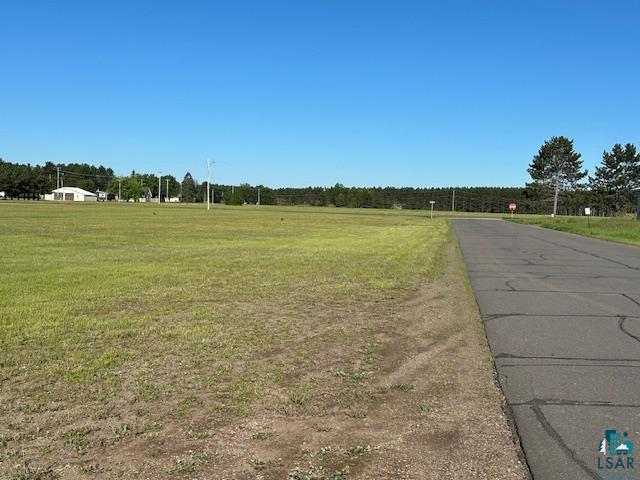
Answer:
45;187;98;202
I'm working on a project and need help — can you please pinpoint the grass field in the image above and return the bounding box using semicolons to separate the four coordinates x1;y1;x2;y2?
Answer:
509;214;640;245
0;202;525;480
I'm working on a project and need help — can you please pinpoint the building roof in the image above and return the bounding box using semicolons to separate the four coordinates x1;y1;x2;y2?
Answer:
52;187;97;196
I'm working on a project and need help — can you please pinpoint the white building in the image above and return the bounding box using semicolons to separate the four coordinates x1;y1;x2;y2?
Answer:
45;187;98;202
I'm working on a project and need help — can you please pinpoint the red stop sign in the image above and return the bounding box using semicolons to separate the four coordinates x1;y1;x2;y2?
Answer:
509;202;517;212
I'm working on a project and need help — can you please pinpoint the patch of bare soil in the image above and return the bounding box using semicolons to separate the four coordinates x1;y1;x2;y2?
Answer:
2;240;527;480
206;240;528;480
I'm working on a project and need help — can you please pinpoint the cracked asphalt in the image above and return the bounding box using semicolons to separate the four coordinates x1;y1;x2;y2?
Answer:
452;219;640;480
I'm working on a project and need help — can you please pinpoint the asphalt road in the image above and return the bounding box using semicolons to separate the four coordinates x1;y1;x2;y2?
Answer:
452;219;640;480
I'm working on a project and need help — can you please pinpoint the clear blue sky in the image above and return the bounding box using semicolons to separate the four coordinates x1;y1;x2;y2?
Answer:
1;1;639;188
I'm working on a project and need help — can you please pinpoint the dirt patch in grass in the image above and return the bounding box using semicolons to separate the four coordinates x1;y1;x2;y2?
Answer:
2;243;525;480
212;239;528;480
0;206;526;479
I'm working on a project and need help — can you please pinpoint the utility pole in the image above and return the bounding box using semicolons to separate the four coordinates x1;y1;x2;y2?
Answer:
56;166;60;190
207;159;211;211
451;189;455;212
158;174;162;204
257;187;261;205
118;179;122;201
166;178;169;202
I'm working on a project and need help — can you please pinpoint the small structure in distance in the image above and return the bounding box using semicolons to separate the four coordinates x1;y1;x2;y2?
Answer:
44;187;98;202
97;190;116;202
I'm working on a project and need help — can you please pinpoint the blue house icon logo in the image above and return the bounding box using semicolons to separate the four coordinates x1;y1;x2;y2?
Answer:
598;429;635;472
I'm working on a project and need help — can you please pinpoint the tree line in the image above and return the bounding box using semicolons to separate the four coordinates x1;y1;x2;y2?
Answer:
0;161;114;199
0;159;532;212
1;140;639;215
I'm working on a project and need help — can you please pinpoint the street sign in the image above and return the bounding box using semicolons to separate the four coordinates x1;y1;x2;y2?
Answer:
584;207;591;216
509;202;517;212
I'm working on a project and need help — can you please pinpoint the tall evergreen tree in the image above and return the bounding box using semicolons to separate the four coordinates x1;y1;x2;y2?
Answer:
181;172;196;203
619;143;640;189
528;136;587;216
590;143;640;214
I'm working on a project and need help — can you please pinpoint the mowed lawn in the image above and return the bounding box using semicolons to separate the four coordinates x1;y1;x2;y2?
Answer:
0;203;525;480
510;214;640;245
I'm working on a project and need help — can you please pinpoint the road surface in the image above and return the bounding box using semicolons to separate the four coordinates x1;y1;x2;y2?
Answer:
452;219;640;480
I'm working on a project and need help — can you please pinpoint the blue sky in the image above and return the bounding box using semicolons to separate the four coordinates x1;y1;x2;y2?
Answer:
1;1;639;187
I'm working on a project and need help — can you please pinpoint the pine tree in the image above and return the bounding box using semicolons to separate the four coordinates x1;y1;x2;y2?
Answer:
590;144;640;214
625;143;640;189
181;172;196;203
528;136;587;216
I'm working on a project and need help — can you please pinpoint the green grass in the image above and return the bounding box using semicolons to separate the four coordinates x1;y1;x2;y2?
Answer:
0;201;449;477
509;214;640;246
